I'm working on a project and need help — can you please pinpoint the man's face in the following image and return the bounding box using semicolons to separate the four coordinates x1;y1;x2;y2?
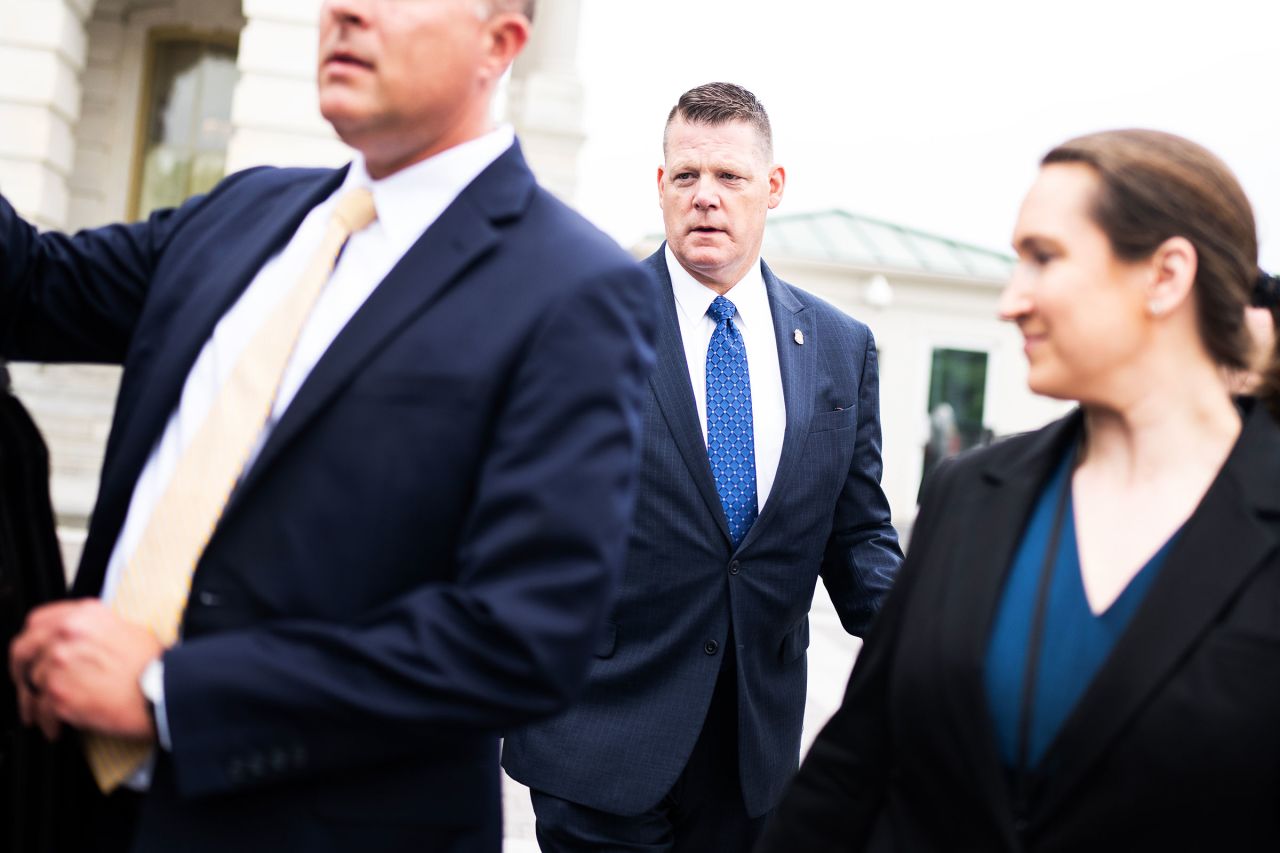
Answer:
317;0;508;174
658;117;785;291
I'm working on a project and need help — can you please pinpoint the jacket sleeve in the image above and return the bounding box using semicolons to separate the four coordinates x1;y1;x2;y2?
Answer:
160;258;660;799
0;170;263;364
758;456;955;851
819;328;904;636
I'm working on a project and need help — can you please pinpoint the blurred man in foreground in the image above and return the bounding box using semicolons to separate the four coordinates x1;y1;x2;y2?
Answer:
6;2;656;850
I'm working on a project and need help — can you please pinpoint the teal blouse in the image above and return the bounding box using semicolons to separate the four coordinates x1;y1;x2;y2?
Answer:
983;453;1178;769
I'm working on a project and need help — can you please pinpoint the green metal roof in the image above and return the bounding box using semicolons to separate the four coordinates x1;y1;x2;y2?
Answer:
762;209;1015;281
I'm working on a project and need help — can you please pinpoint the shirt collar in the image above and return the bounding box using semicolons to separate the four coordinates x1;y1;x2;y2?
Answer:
340;124;516;248
665;243;769;331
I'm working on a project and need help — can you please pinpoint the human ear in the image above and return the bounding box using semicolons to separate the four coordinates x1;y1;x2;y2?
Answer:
1145;236;1196;318
768;165;786;210
479;12;530;84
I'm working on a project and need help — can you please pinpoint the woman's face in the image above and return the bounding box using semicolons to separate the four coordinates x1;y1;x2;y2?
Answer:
1000;163;1153;402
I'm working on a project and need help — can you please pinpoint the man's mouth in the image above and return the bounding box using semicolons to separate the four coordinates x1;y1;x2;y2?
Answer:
690;226;723;234
324;49;374;71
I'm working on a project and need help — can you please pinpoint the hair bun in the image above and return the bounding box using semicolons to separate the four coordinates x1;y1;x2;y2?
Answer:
1253;272;1280;308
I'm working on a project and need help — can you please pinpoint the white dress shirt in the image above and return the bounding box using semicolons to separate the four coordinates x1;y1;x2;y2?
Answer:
665;245;786;511
102;125;515;787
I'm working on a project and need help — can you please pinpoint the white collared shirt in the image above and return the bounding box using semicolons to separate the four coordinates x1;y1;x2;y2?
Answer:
101;125;515;788
665;245;786;511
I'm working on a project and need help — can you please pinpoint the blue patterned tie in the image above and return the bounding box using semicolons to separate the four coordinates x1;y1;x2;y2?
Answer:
706;295;757;548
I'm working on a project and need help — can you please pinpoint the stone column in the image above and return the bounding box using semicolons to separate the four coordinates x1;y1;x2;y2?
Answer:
504;0;585;203
227;0;348;171
0;0;91;229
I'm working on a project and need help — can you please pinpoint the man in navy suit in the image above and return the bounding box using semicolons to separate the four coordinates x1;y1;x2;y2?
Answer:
4;2;656;851
503;82;903;852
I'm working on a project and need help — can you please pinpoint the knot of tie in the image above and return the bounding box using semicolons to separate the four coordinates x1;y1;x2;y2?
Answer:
332;187;378;234
708;295;738;325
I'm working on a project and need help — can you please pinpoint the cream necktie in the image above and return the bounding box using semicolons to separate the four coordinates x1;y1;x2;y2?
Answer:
85;188;378;792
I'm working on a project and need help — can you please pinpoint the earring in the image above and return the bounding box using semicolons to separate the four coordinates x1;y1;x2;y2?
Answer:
1147;299;1165;317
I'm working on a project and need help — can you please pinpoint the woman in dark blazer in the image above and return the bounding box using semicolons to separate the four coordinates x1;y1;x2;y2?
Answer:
756;129;1280;852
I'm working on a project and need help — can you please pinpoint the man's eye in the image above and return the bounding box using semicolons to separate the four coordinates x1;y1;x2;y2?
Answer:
721;173;741;182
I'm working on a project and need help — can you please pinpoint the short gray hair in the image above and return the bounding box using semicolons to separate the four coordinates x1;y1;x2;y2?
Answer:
477;0;535;21
664;82;773;161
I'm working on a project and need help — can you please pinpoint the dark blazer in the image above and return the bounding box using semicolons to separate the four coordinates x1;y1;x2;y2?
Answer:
503;249;902;819
0;143;657;853
758;401;1280;852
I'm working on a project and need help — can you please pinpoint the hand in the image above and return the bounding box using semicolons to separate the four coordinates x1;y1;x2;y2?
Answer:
9;599;162;740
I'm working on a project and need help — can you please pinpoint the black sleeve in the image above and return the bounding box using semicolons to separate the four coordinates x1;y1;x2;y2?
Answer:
757;456;958;851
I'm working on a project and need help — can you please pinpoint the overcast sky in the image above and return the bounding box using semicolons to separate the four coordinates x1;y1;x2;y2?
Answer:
570;0;1280;269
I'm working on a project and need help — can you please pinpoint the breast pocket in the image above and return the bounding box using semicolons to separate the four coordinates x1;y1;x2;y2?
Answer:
351;370;482;406
594;621;617;659
808;406;857;433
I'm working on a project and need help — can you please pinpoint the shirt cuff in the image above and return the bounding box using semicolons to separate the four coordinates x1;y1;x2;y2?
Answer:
140;657;172;751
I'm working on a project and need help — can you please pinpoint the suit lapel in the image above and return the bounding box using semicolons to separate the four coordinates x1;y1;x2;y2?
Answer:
118;170;347;467
75;168;347;596
736;261;811;553
642;249;731;545
1032;401;1280;821
936;411;1083;830
226;144;536;515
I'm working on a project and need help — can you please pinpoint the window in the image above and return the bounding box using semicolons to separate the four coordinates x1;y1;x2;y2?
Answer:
131;35;239;220
921;348;989;487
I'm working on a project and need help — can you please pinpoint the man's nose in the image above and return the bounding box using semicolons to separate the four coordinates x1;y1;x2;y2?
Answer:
692;177;719;210
322;0;371;28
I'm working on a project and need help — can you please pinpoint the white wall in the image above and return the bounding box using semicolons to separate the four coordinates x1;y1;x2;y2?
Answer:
766;257;1072;522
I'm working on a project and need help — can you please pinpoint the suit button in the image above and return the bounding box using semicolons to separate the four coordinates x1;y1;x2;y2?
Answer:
1013;816;1030;834
269;748;289;773
704;640;719;655
196;590;221;606
728;561;741;575
226;757;247;783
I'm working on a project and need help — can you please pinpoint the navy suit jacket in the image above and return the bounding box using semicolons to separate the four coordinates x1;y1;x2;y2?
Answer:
0;143;657;853
503;249;902;818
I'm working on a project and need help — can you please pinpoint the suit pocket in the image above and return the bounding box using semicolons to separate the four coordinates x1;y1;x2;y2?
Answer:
779;618;810;663
809;406;856;433
351;370;482;406
595;621;617;658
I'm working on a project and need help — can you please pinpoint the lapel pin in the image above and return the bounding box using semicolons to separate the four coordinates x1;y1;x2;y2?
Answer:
793;329;805;345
